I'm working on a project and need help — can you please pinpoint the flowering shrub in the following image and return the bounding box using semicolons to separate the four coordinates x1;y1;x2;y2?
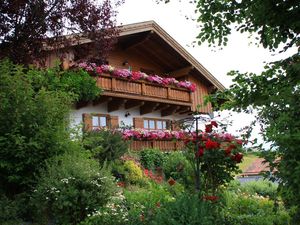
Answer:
31;151;116;225
123;160;147;186
77;62;196;92
163;151;194;188
143;169;163;184
80;191;129;225
185;121;244;195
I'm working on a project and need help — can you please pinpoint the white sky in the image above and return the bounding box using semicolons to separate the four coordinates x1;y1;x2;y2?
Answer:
116;0;297;148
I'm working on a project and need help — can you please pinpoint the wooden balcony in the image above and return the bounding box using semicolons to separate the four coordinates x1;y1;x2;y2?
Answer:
129;140;185;151
96;74;192;107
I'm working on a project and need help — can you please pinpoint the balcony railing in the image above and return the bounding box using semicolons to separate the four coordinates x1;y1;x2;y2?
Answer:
96;74;192;106
129;140;185;151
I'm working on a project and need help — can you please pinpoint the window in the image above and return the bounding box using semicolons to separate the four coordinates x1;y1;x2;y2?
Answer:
143;118;168;130
92;115;107;129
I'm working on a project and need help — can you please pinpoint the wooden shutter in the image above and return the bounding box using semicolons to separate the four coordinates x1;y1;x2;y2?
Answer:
109;115;119;129
133;117;144;128
82;113;92;131
171;120;181;131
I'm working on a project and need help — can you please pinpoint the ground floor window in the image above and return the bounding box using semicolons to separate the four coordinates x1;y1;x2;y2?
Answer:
143;118;168;130
92;115;107;129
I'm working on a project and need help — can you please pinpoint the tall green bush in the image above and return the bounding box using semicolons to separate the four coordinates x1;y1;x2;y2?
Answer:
31;149;117;225
27;66;102;102
139;148;166;170
163;151;193;188
150;194;216;225
83;130;128;164
221;191;291;225
0;60;72;195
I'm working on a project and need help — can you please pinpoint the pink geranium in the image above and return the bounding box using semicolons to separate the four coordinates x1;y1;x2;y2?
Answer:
113;69;131;78
77;62;196;92
95;66;102;75
131;71;142;80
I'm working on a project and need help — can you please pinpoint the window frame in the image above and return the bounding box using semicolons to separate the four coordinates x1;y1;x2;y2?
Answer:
91;114;108;130
143;118;169;131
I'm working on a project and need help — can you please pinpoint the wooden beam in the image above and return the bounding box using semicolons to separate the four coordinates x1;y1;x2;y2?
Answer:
108;99;126;112
140;102;159;115
125;100;144;109
93;96;112;105
123;31;153;50
161;105;180;117
168;66;194;78
176;106;191;113
179;109;192;115
154;103;170;111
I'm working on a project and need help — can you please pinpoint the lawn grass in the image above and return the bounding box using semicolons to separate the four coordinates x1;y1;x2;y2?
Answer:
239;153;260;172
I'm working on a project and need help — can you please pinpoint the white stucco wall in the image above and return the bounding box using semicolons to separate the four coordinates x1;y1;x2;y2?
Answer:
70;102;191;129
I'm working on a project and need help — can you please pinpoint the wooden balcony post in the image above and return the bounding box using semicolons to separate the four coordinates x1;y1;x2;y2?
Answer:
112;77;116;91
141;83;146;95
167;87;171;99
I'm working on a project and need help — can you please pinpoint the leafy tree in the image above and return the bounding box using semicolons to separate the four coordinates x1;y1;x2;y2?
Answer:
158;0;300;222
0;60;73;195
0;0;122;65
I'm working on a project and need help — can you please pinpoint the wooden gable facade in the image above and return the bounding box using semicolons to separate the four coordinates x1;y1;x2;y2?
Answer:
46;21;225;151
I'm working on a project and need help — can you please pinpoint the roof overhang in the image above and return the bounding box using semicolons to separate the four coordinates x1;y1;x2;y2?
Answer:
118;21;225;91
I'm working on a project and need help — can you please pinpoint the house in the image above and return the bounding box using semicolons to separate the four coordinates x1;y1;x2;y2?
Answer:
238;158;278;183
46;21;225;151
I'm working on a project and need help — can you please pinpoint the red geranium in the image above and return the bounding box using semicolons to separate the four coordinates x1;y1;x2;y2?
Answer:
205;139;220;149
131;71;141;80
95;66;102;74
211;121;218;128
225;144;236;156
196;146;204;157
203;195;219;202
232;153;243;163
205;124;212;133
168;178;176;186
117;181;125;187
236;139;243;145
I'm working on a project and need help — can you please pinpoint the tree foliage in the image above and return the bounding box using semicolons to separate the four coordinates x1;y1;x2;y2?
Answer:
0;0;122;65
173;0;300;222
195;0;299;51
0;60;73;195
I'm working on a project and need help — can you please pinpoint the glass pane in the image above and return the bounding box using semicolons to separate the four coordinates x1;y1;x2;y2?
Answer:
157;121;163;130
144;120;149;129
162;121;167;130
92;116;99;127
99;116;107;127
149;120;155;129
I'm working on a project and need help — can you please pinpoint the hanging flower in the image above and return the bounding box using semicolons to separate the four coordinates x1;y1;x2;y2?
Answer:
95;66;102;75
131;71;142;80
113;69;131;78
77;63;196;92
